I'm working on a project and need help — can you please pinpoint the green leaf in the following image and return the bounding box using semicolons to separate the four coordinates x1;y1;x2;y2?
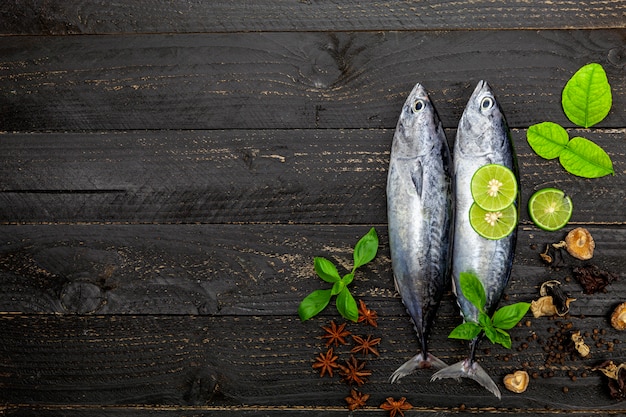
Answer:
448;322;482;340
331;280;346;296
314;257;341;283
343;272;355;286
483;326;498;345
478;311;493;330
526;122;569;160
492;302;531;330
336;288;358;322
562;63;612;128
353;228;379;270
492;328;512;349
560;136;614;178
459;272;486;311
298;289;332;321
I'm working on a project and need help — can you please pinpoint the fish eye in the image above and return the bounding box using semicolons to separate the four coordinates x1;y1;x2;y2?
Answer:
480;96;494;110
412;99;426;113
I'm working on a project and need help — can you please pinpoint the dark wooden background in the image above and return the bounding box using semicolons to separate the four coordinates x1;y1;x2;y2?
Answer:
1;1;625;415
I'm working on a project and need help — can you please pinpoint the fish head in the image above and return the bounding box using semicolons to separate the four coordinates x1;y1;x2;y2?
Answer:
391;83;444;158
456;80;510;158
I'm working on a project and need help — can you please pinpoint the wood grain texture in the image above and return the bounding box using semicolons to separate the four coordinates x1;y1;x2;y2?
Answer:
2;313;626;410
1;129;624;224
2;1;625;415
2;0;626;34
6;408;626;417
0;224;623;316
1;31;625;130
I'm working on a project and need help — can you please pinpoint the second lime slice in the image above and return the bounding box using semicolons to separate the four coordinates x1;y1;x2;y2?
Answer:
471;164;518;211
469;202;518;240
528;188;573;231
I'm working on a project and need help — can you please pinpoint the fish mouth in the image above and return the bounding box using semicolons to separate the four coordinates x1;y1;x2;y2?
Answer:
409;82;429;99
473;80;490;95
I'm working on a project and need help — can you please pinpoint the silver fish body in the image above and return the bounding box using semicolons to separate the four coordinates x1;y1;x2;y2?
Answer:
431;81;518;398
387;83;453;382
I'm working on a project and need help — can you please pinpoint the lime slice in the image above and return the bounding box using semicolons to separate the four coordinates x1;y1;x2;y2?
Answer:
471;164;518;211
528;188;573;231
469;202;518;240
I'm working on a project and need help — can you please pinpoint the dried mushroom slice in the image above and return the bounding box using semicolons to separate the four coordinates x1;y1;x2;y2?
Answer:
564;227;595;260
503;370;529;393
571;331;590;358
611;303;626;331
535;280;575;317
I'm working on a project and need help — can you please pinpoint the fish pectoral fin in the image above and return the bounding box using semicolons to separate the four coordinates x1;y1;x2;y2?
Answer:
410;161;424;198
389;353;448;383
431;359;501;399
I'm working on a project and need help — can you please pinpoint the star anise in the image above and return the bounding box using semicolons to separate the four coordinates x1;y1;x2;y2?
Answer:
312;347;339;377
380;396;413;417
357;299;378;327
351;334;381;357
321;320;351;347
339;355;371;386
345;388;370;410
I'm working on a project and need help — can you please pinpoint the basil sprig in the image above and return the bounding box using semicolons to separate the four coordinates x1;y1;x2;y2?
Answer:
298;228;378;322
448;272;530;349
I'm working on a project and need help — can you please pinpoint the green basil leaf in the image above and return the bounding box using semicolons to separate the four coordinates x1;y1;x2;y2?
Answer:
562;63;612;128
336;288;358;322
331;280;345;296
448;322;482;340
297;289;332;321
343;272;355;286
353;227;379;270
492;302;531;330
492;328;512;349
483;326;499;345
483;326;511;348
314;257;341;283
460;272;486;311
560;136;615;178
526;122;569;160
479;311;493;330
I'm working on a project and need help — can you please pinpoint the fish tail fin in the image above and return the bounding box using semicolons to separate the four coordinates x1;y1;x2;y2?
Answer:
431;359;501;399
389;352;448;383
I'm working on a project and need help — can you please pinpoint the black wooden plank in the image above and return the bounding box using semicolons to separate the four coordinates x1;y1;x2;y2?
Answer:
1;31;625;130
2;0;626;34
5;407;626;417
1;129;624;224
1;313;626;410
0;224;623;315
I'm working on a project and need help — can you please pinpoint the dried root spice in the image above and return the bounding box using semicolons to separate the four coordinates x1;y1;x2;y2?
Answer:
573;265;618;294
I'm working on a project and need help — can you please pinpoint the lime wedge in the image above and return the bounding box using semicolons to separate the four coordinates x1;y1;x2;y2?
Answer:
469;202;518;240
528;188;573;231
471;164;518;211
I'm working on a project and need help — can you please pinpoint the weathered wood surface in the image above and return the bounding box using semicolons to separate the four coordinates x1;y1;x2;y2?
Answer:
3;0;626;34
1;31;626;130
0;225;623;315
1;1;625;416
1;129;624;224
